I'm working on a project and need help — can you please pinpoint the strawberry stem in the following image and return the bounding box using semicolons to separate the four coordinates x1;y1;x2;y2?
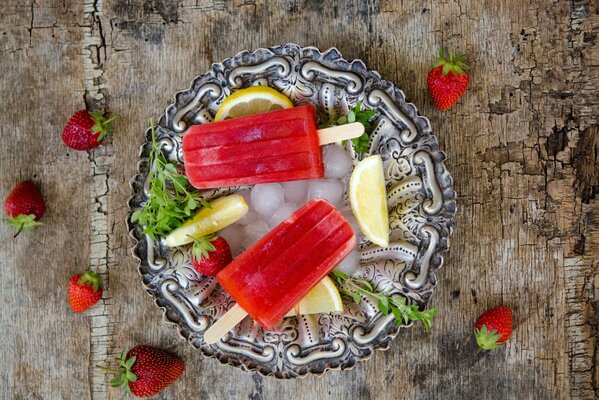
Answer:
96;365;120;374
13;223;24;238
98;350;137;396
434;49;469;76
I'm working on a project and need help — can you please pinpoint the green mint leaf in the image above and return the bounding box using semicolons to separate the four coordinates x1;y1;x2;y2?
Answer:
329;272;437;331
377;297;390;314
391;307;403;324
347;110;356;123
131;122;208;239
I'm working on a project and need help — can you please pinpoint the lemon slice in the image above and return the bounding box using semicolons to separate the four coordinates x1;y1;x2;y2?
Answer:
349;155;389;247
285;276;343;317
214;86;293;121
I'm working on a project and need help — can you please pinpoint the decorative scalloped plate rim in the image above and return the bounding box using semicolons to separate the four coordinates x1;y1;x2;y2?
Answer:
127;43;456;379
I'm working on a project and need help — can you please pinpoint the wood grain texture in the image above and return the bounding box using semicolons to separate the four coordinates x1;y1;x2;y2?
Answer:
1;0;598;399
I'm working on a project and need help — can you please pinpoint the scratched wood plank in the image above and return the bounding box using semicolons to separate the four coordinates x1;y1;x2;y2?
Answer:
1;0;598;399
0;1;93;399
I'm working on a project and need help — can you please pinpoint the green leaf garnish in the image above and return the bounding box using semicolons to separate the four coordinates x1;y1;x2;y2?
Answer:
131;121;209;239
324;102;377;154
329;270;438;331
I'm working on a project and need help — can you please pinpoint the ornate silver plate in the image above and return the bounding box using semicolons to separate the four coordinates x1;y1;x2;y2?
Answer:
128;44;455;378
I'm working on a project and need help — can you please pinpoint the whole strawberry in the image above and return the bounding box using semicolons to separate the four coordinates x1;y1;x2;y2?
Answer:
105;345;184;397
427;50;469;111
474;305;513;352
68;271;103;312
62;110;115;150
191;235;232;276
4;181;45;236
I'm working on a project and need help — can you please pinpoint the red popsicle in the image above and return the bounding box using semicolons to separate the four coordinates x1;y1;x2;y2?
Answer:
204;199;355;343
182;105;364;189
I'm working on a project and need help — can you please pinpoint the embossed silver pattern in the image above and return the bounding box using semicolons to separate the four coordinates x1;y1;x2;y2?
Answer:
127;44;456;378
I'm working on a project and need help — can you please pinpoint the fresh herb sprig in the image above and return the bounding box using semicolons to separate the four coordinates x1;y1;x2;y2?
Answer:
131;122;209;239
332;102;377;153
329;270;438;331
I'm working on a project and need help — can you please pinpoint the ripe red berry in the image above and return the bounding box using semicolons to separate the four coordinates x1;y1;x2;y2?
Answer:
103;345;184;397
68;271;103;313
62;110;115;150
427;50;470;111
4;181;45;236
474;305;513;352
191;235;232;276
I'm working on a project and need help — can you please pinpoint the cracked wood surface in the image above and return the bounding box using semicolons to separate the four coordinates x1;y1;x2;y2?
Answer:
1;1;598;399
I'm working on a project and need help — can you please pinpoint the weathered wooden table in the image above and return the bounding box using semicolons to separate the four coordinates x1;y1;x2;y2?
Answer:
1;1;598;399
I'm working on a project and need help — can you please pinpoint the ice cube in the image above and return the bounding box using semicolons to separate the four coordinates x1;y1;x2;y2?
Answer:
281;180;309;204
251;183;285;216
323;144;354;179
268;203;298;228
342;210;363;237
308;179;344;206
244;220;270;244
237;207;259;225
218;224;244;257
334;250;361;275
237;190;259;225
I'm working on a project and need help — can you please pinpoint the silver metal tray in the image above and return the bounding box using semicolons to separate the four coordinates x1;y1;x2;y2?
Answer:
127;43;455;378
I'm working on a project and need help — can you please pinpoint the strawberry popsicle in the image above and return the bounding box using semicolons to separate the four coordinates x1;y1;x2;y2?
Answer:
210;199;355;337
183;105;364;189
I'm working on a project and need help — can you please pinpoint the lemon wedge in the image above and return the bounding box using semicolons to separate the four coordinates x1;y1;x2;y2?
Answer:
214;86;293;121
285;276;343;317
164;194;248;247
349;155;389;247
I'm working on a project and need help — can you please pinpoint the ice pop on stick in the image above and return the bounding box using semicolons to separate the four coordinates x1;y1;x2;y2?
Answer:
183;105;364;189
204;199;355;344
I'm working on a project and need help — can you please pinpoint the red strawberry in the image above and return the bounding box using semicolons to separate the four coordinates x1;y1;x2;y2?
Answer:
68;271;103;312
104;345;184;397
62;110;115;150
427;50;470;111
191;235;232;276
4;181;45;237
474;305;513;352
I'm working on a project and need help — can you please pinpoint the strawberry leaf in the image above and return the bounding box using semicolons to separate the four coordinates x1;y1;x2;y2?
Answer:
435;49;469;77
98;349;137;396
474;324;505;352
5;213;43;237
191;234;218;261
77;271;101;293
125;356;136;369
89;111;116;142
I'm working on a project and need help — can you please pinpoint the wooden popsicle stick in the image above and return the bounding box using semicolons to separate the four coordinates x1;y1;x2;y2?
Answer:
204;303;248;344
317;122;365;145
